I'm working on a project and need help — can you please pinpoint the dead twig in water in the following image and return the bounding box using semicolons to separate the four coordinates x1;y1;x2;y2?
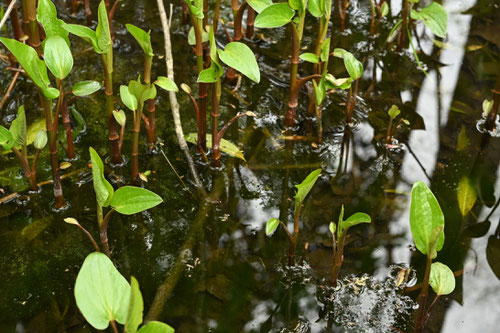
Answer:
0;67;20;109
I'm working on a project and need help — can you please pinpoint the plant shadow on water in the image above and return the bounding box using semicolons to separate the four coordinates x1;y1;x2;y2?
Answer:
0;0;500;332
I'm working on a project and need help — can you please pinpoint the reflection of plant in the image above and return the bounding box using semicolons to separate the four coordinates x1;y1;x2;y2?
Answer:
388;1;448;74
409;181;455;333
0;106;47;191
384;104;409;146
329;205;371;285
72;148;163;256
266;169;321;265
74;252;174;332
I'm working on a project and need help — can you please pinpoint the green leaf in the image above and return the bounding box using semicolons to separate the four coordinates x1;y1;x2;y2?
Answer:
0;37;51;90
113;110;126;127
410;2;447;38
457;176;477;217
44;36;73;80
33;130;48;150
456;125;469;151
89;147;114;208
62;24;102;53
325;74;352;89
110;186;163;215
255;4;295;28
388;105;400;119
300;52;319;63
380;2;389;17
137;321;175;333
125;277;143;333
96;0;112;53
43;87;61;99
288;0;305;13
329;222;336;235
197;67;218;83
187;26;209;46
338;211;371;238
333;48;363;80
72;80;102;96
126;24;154;57
155;76;179;92
140;85;157;104
247;0;273;13
74;252;130;330
320;38;330;62
185;133;246;161
120;85;138;111
37;0;70;45
482;99;494;116
308;0;323;17
429;262;455;295
266;218;280;236
0;126;14;150
9;105;26;148
217;42;260;83
410;181;445;258
184;0;204;19
294;169;321;213
313;78;325;105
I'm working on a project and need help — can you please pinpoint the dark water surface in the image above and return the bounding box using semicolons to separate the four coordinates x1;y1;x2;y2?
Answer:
0;0;499;332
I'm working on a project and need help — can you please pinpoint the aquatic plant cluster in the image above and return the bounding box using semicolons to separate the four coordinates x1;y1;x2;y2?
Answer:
0;0;499;332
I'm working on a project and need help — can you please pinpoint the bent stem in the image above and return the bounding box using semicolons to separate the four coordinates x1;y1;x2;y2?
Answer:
11;147;38;191
212;111;250;166
285;74;322;127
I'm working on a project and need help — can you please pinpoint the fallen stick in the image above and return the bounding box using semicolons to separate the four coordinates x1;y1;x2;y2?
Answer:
0;67;21;109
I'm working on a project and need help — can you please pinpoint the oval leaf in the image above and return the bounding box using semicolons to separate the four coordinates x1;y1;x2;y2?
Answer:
44;36;74;79
410;2;447;38
155;76;179;92
96;0;112;53
410;181;445;258
75;252;131;330
266;218;280;236
255;4;295;28
457;176;477;217
429;262;455;295
137;321;175;333
217;42;260;83
333;48;363;80
62;24;102;53
247;0;273;13
89;147;114;208
300;52;319;64
120;85;138;111
33;130;48;149
110;186;163;215
9;105;26;148
0;126;14;150
72;80;102;96
113;110;126;127
126;24;154;57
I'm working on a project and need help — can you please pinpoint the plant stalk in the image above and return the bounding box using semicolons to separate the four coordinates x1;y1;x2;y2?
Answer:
61;96;75;159
143;55;157;147
132;102;144;182
7;0;23;41
414;254;433;333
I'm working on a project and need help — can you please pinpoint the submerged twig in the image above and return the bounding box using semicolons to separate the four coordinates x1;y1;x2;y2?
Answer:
156;0;204;192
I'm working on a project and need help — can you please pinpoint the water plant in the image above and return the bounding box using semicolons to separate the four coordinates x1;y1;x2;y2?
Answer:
255;1;322;127
328;205;371;285
384;104;409;147
389;1;448;73
74;252;174;332
63;0;123;164
0;106;47;191
84;147;163;256
409;181;454;332
195;26;259;166
266;169;322;264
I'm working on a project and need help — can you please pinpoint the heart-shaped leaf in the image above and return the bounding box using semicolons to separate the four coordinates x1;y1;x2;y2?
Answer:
247;0;273;13
120;85;138;111
217;42;260;83
74;252;131;330
113;110;126;127
255;3;295;28
110;186;163;215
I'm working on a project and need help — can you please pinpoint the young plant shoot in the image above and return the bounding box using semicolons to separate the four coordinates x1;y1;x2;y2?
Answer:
0;106;47;191
63;0;123;164
329;205;371;285
74;252;174;332
195;26;259;166
385;104;409;147
409;181;453;333
266;169;322;265
86;147;163;256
